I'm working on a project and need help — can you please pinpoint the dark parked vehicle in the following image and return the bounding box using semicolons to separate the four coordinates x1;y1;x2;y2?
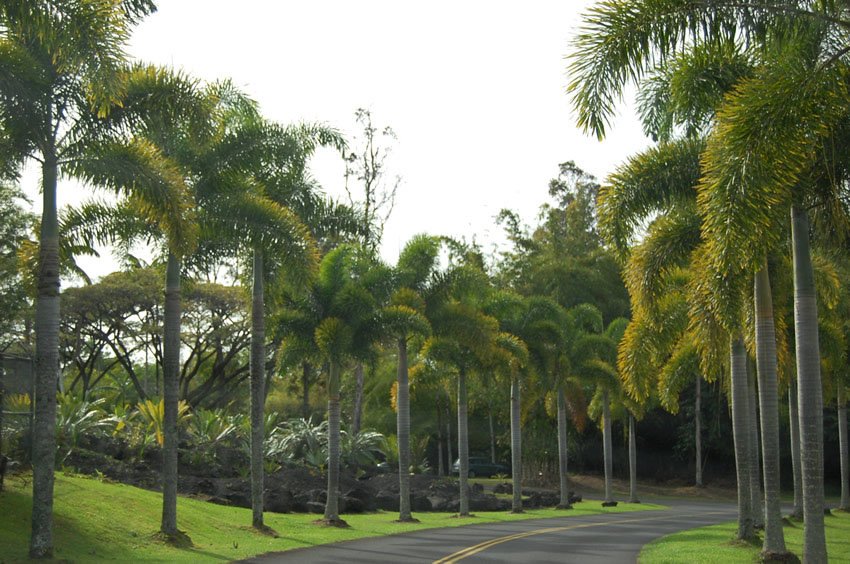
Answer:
451;457;509;478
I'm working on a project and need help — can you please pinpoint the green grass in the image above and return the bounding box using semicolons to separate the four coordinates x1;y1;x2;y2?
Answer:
640;512;850;563
0;473;663;562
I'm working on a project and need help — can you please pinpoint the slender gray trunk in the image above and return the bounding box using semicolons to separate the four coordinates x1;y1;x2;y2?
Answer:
602;389;613;504
352;363;364;435
510;373;522;512
396;338;412;521
249;249;265;528
437;404;444;477
30;147;59;559
789;384;804;519
457;370;470;516
747;360;764;529
301;362;311;419
695;375;703;487
556;385;570;508
791;205;827;562
160;252;181;535
628;414;639;503
838;384;849;511
488;405;496;464
446;403;453;474
730;336;754;540
754;264;787;554
324;361;342;521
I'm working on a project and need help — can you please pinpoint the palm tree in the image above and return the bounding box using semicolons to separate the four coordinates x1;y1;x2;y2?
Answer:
423;263;501;517
279;245;385;525
0;3;204;554
384;235;438;521
591;36;800;550
569;5;850;558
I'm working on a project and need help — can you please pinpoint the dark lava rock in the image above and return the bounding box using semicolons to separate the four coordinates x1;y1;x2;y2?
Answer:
305;501;325;514
493;483;512;494
601;501;618;507
344;487;377;512
266;489;296;513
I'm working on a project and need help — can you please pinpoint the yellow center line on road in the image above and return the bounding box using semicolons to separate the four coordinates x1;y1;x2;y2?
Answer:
432;510;732;564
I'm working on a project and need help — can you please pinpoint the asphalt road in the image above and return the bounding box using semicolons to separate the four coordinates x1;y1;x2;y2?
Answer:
243;499;737;564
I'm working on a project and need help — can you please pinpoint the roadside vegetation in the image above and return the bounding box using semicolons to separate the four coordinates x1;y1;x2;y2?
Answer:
640;512;850;564
0;473;662;562
0;1;849;562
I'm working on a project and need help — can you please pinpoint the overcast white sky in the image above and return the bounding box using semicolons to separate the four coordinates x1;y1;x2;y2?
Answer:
25;0;651;278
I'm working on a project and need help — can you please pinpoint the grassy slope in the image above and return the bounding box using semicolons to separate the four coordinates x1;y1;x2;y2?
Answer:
640;512;850;563
0;473;662;562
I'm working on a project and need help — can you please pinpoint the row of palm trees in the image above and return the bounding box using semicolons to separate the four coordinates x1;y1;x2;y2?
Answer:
2;1;629;553
0;0;360;553
569;1;850;561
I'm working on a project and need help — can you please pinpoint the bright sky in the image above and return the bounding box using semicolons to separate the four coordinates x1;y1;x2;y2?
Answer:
25;0;651;278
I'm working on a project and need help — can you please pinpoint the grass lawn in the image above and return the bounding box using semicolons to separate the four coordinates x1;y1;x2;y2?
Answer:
0;472;663;562
639;511;850;563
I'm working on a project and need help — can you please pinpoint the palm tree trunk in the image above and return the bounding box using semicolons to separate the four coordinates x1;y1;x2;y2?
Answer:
249;248;265;529
437;404;444;477
791;204;827;562
30;147;60;559
556;384;571;508
446;403;453;475
695;374;703;487
747;361;764;530
789;384;804;519
488;404;496;464
301;362;311;419
602;390;613;505
510;372;522;513
324;360;342;522
730;336;755;540
457;369;470;516
754;264;787;554
352;363;364;435
396;338;413;521
628;413;639;503
160;251;181;536
838;384;849;511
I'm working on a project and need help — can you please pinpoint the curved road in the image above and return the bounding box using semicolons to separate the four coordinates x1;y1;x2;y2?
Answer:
244;499;736;564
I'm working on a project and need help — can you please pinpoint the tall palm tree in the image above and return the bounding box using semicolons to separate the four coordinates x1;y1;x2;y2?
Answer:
591;36;800;550
0;3;207;554
384;235;438;522
279;245;385;525
569;5;850;559
423;263;501;517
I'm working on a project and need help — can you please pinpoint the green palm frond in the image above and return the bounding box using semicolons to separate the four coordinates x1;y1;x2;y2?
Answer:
314;317;353;362
396;234;442;291
637;40;753;141
698;43;849;275
599;137;703;255
657;334;700;413
623;206;701;308
382;304;431;340
62;136;197;254
566;0;804;138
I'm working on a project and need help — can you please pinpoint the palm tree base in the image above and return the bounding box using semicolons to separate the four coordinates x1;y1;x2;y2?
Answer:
759;550;800;563
313;518;350;528
601;501;618;507
556;503;573;510
154;530;192;548
451;513;476;519
394;517;420;524
628;498;641;504
510;509;524;514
